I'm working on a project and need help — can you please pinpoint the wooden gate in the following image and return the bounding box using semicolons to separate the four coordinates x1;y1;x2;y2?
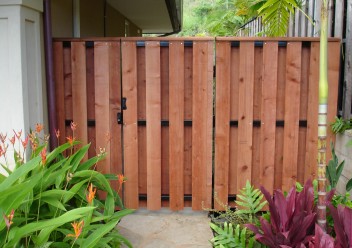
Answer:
53;37;340;211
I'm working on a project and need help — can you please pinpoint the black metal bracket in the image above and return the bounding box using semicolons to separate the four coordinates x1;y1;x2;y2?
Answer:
122;98;127;110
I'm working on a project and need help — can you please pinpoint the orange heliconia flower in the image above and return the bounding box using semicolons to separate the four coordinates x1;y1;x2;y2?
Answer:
0;133;6;144
66;136;75;146
35;123;44;133
86;183;97;204
55;129;60;139
9;135;15;145
41;147;47;165
3;209;14;230
67;220;84;240
118;174;126;186
70;121;77;131
21;136;29;150
117;174;126;192
13;129;22;140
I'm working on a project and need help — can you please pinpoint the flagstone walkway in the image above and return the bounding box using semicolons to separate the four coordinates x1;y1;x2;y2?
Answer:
118;208;213;248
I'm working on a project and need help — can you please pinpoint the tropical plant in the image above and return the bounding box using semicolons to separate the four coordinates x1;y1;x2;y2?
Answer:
327;202;352;247
331;117;352;134
210;222;257;248
246;180;316;247
0;125;132;247
235;180;267;223
326;142;345;190
311;224;335;247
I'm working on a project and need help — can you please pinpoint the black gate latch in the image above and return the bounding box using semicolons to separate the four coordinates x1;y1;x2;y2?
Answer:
117;112;123;124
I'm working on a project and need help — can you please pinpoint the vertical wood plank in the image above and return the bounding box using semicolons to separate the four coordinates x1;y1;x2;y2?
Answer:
122;41;139;209
109;42;122;192
146;41;161;210
137;47;147;198
307;0;315;36
94;42;111;175
300;0;308;37
192;41;213;210
334;0;345;38
295;10;300;37
63;46;72;147
298;46;310;183
282;42;302;191
327;41;341;162
184;46;193;200
86;46;96;158
53;42;66;146
214;41;231;209
252;47;263;189
343;0;352;119
327;0;334;36
314;0;321;37
169;41;185;210
237;42;254;192
260;42;278;194
160;47;169;207
71;42;88;158
305;42;319;182
229;46;240;195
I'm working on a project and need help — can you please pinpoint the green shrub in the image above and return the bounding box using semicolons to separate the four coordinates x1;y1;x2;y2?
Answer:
0;125;133;247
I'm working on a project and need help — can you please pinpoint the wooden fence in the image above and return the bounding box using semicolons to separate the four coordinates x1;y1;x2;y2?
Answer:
53;37;340;211
239;0;352;119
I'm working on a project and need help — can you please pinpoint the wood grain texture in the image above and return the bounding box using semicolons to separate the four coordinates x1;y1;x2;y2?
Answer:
214;41;231;209
229;47;240;195
53;42;66;146
184;47;193;197
282;42;302;191
237;41;254;192
252;47;263;189
63;46;72;154
298;46;309;183
94;42;111;175
86;47;96;158
160;47;169;204
109;42;122;193
169;41;185;210
192;41;213;210
121;41;139;209
71;42;88;159
305;42;319;182
137;47;147;196
146;41;161;210
260;42;278;194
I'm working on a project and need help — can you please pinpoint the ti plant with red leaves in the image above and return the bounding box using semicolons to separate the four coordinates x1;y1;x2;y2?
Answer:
246;180;317;248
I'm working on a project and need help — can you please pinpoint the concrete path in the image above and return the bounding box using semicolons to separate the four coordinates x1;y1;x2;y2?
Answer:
118;208;213;248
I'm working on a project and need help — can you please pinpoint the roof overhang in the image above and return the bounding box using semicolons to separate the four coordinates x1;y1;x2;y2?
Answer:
107;0;182;34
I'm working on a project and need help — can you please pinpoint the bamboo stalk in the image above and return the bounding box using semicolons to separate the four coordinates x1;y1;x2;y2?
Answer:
317;0;328;232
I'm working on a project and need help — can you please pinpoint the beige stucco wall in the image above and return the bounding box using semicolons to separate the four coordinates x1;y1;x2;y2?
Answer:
51;0;141;37
51;0;72;37
335;132;352;195
105;3;125;37
80;0;104;37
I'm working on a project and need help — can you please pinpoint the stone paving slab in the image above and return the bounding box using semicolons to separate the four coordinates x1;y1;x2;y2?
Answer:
118;208;213;248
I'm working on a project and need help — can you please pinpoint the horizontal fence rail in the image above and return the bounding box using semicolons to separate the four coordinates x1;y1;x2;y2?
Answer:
53;37;340;210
